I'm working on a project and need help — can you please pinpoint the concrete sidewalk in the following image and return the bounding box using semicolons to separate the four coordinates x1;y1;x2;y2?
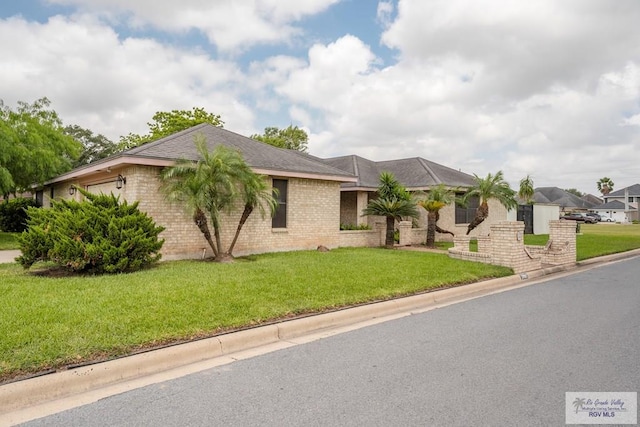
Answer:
2;248;640;426
0;250;20;263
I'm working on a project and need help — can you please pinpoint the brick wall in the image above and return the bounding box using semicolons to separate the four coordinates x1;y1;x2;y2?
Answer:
121;166;343;259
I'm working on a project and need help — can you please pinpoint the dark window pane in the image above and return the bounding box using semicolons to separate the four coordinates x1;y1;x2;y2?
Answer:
272;179;288;228
455;195;479;224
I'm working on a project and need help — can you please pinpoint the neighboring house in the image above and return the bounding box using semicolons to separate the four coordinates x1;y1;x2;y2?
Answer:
533;187;596;213
322;155;509;238
40;124;357;259
589;200;635;223
581;194;603;206
597;184;640;222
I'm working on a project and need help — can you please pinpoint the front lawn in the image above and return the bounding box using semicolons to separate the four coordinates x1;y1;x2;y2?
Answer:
0;248;512;382
0;232;19;250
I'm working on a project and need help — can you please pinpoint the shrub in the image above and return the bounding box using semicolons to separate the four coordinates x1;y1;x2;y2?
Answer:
17;190;165;274
340;223;371;230
0;198;38;232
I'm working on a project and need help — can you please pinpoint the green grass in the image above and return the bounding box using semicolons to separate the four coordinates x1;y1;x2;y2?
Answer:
524;223;640;261
0;248;512;382
0;232;20;250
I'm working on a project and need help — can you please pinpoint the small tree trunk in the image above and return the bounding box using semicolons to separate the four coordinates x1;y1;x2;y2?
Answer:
193;209;217;257
434;210;454;236
426;211;437;247
227;204;253;256
466;201;489;235
385;216;396;248
210;213;230;262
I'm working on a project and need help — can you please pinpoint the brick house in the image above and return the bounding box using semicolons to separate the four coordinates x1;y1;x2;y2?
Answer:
40;124;508;259
40;124;357;260
322;155;509;238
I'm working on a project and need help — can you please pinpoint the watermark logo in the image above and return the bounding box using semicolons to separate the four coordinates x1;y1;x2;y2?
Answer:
566;392;637;424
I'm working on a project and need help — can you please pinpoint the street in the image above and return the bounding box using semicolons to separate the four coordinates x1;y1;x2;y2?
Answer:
21;258;640;426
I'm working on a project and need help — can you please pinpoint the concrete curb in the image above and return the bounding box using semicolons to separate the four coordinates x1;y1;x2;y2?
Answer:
1;250;639;420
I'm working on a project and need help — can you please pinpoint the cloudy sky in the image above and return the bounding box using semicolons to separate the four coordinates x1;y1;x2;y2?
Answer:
1;0;639;194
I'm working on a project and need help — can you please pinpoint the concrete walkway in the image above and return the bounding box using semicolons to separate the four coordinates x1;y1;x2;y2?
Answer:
0;250;20;263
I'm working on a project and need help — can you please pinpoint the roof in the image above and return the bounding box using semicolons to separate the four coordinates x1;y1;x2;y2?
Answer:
47;124;357;184
322;155;476;190
533;187;596;209
581;194;603;205
606;184;640;197
591;200;637;210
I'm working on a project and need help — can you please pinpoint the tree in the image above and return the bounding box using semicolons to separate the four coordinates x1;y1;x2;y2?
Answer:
463;171;517;235
160;136;276;262
596;177;614;196
518;175;535;204
65;125;118;167
362;172;420;248
119;107;224;150
418;184;455;248
0;98;81;195
564;188;584;198
251;125;308;152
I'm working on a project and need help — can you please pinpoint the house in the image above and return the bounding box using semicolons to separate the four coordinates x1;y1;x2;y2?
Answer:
589;200;635;223
322;155;509;238
39;124;509;259
596;184;640;222
40;124;357;259
533;187;596;213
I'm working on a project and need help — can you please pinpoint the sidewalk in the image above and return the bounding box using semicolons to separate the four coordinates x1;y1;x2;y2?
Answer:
0;250;20;263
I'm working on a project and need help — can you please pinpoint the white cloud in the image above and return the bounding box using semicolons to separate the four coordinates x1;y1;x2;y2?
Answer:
46;0;341;52
0;14;255;139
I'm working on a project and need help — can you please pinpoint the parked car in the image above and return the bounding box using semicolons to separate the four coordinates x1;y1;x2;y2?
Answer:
561;213;598;224
586;212;601;222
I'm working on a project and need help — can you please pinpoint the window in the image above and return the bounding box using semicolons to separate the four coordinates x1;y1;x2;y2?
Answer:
272;179;288;228
629;197;635;203
455;195;479;224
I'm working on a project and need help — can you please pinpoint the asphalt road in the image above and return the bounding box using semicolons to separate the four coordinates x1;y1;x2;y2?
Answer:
21;258;640;426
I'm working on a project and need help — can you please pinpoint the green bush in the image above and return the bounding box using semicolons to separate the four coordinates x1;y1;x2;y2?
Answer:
17;190;165;274
340;223;372;230
0;198;38;232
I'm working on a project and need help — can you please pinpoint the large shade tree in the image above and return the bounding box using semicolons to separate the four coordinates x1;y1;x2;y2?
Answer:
119;107;224;150
362;172;420;248
596;177;614;196
160;136;276;262
418;184;455;248
65;124;118;167
0;98;81;195
251;125;309;152
463;171;517;235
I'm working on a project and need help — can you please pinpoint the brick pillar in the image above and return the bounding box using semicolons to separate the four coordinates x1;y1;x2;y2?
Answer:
453;235;471;251
373;220;386;247
490;221;541;273
398;221;412;246
547;220;577;265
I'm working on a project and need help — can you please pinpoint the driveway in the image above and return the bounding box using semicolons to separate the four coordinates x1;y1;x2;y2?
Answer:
0;250;20;263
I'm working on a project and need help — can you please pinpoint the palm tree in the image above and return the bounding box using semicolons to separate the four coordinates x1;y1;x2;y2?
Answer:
518;175;535;204
227;173;278;256
362;172;420;247
463;170;517;235
161;135;276;262
572;397;586;414
417;184;455;247
596;177;614;196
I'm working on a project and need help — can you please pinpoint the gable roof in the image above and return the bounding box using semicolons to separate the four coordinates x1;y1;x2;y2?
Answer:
533;187;596;209
322;155;476;190
47;124;356;184
606;184;640;197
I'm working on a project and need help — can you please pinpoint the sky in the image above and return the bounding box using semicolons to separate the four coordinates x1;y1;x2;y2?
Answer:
1;0;639;195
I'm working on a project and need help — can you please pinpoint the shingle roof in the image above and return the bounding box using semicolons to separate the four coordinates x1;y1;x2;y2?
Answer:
606;184;640;197
591;200;636;210
322;155;476;189
533;187;596;209
122;123;355;179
